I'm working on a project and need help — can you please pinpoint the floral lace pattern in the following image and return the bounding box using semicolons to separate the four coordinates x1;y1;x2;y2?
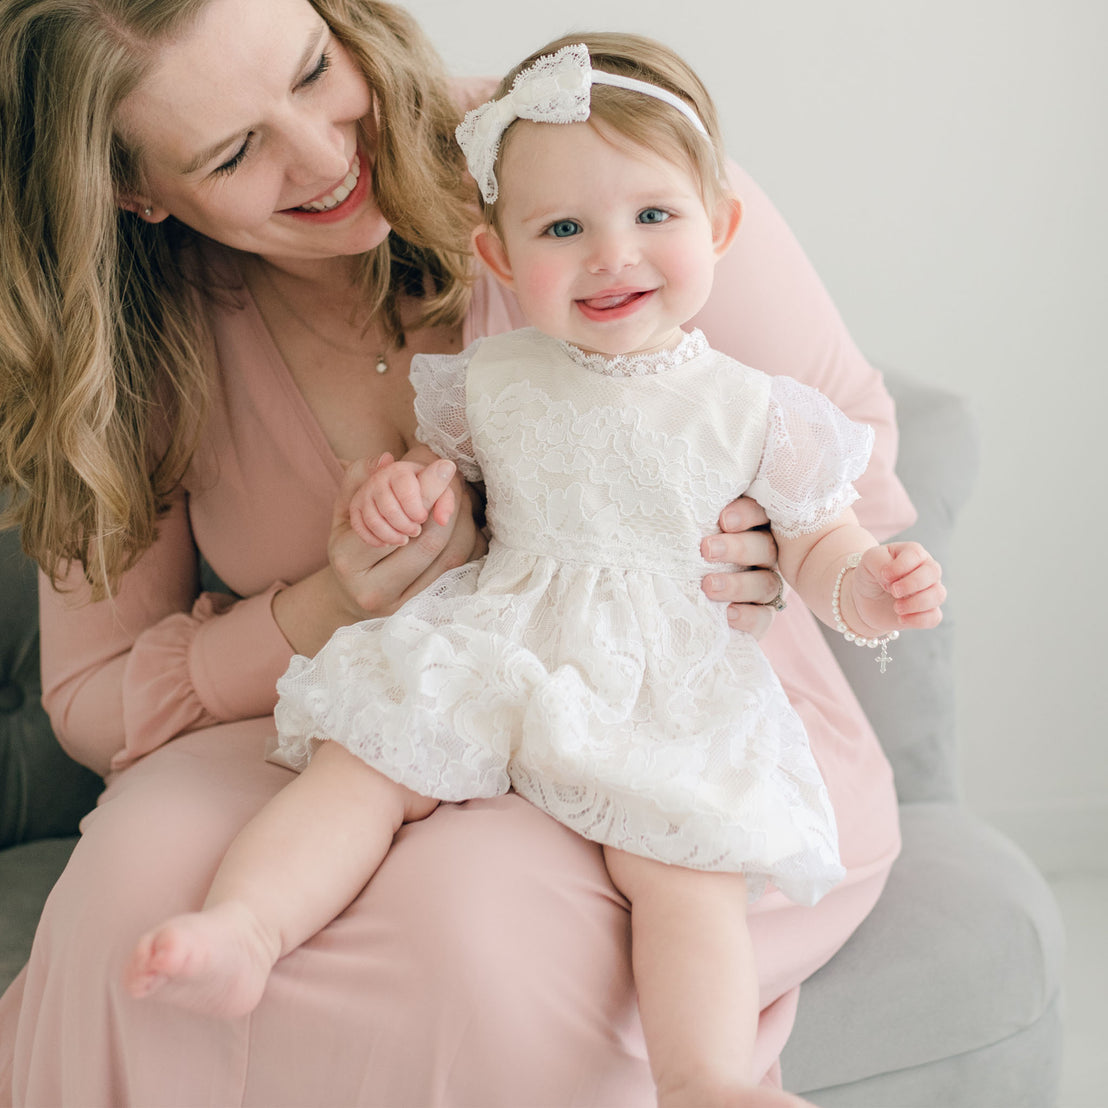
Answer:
277;329;867;904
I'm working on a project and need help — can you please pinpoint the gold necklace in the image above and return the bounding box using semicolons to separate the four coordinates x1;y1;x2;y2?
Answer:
249;259;391;373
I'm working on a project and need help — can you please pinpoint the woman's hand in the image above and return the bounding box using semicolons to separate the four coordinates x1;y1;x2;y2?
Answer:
700;497;782;637
273;454;486;658
329;453;485;618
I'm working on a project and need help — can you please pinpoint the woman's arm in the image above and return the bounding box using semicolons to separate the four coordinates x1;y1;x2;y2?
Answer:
41;471;483;777
692;162;916;629
38;490;237;776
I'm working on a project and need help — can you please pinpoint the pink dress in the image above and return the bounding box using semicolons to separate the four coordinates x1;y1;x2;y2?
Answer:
0;165;914;1106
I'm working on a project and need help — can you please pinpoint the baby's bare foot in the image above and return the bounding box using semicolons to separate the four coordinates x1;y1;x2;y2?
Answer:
123;901;279;1019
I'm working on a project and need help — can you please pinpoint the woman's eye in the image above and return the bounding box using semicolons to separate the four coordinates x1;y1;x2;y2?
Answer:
545;219;582;238
213;135;254;176
637;207;670;225
301;51;332;87
209;53;329;178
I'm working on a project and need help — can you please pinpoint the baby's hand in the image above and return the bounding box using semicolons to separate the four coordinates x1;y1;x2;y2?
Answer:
348;452;457;548
850;542;945;633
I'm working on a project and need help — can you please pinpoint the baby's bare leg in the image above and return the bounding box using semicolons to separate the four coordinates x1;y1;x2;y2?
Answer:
124;741;437;1018
604;847;759;1108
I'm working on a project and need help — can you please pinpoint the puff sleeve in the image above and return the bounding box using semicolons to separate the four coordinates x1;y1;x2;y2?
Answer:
39;490;294;775
411;343;482;484
746;375;874;538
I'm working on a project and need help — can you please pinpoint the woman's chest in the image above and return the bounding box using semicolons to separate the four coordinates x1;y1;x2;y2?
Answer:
185;296;460;594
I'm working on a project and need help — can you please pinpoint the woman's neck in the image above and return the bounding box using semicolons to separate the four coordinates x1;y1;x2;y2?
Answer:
250;252;361;308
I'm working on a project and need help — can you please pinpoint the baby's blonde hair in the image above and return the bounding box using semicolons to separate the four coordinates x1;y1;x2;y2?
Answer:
482;32;731;232
0;0;475;598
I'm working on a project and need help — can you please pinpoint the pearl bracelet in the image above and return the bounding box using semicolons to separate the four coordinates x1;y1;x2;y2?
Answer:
832;553;899;674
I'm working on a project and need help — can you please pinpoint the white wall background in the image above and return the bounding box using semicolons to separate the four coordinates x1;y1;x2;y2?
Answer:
402;0;1108;874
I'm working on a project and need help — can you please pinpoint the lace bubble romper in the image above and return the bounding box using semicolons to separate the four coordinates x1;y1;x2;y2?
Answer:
275;326;874;905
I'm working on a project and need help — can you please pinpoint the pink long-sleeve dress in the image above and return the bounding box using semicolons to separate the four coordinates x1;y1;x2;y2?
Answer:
0;165;914;1106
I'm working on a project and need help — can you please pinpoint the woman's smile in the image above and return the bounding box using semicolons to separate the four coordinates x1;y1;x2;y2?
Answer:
115;0;388;263
283;149;369;223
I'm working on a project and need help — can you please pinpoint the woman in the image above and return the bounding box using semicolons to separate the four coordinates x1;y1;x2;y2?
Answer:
0;0;915;1104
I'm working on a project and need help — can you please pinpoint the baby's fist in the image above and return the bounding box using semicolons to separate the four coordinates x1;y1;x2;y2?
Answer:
853;542;945;631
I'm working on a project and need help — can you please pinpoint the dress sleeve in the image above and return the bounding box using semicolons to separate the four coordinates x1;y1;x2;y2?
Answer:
39;489;295;776
746;376;874;538
411;344;483;484
691;162;916;540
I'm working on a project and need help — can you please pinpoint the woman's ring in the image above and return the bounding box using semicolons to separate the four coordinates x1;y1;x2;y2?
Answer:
765;569;787;612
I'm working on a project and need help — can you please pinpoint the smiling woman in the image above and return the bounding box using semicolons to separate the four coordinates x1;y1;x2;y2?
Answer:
114;0;385;256
0;2;917;1105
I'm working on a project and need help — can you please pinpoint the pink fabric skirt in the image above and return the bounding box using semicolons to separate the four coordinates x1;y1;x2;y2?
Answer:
1;617;899;1107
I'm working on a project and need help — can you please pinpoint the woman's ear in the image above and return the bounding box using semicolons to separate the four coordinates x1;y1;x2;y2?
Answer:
711;195;743;259
117;194;169;223
471;225;514;288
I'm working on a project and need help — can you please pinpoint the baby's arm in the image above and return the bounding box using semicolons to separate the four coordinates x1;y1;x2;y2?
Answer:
348;448;458;549
775;510;945;641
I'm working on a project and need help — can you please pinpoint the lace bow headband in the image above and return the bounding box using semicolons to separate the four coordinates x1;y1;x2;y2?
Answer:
455;42;710;203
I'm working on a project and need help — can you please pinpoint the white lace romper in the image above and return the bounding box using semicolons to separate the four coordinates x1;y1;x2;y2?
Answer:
275;327;874;905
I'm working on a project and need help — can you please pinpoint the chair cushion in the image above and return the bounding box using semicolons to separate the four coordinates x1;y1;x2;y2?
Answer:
0;524;103;849
0;836;80;988
781;802;1066;1091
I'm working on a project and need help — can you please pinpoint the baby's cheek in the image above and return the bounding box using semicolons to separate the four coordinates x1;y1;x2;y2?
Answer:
519;259;564;299
515;261;569;321
669;252;717;314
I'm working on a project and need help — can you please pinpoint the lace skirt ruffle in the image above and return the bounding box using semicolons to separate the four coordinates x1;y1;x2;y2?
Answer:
274;550;844;905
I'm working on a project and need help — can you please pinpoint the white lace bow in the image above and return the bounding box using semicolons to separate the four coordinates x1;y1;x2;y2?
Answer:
456;42;709;203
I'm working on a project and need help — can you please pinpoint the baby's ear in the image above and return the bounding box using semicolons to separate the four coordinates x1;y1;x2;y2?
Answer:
711;195;743;258
471;225;514;287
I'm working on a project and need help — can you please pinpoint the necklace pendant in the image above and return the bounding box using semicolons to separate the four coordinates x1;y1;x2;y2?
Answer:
374;354;388;375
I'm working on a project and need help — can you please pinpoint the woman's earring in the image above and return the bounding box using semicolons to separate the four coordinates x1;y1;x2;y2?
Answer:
143;207;152;218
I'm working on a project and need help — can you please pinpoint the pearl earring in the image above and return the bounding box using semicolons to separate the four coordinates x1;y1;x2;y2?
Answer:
143;207;152;217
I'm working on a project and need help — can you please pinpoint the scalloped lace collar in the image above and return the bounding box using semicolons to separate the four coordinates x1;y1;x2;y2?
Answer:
557;329;709;377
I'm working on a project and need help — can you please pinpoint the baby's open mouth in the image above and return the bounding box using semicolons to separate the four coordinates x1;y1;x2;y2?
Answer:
576;289;653;319
580;291;644;311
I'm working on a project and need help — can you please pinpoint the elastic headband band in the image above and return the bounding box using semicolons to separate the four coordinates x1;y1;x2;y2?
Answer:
456;42;710;203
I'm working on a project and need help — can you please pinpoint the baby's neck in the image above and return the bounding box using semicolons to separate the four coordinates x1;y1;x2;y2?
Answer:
561;327;688;360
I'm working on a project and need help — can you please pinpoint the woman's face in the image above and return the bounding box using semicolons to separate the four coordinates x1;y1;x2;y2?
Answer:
116;0;389;266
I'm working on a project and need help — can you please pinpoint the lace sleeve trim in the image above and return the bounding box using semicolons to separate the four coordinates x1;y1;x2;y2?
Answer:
411;344;482;483
748;376;874;538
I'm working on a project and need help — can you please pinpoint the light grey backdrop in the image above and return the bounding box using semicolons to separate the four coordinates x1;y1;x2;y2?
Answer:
401;0;1108;874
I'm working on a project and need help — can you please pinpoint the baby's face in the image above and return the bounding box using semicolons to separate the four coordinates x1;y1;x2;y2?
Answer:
487;121;732;357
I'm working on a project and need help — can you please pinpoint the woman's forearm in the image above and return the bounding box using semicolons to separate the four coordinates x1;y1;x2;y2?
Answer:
271;565;367;658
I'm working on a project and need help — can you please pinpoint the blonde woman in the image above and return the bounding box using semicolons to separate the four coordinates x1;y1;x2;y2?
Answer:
0;2;915;1104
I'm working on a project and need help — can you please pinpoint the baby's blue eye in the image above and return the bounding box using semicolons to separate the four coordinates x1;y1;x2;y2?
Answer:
546;219;582;238
638;208;670;224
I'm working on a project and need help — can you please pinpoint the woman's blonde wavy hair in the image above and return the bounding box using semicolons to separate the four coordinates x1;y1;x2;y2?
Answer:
0;0;474;599
481;32;730;232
